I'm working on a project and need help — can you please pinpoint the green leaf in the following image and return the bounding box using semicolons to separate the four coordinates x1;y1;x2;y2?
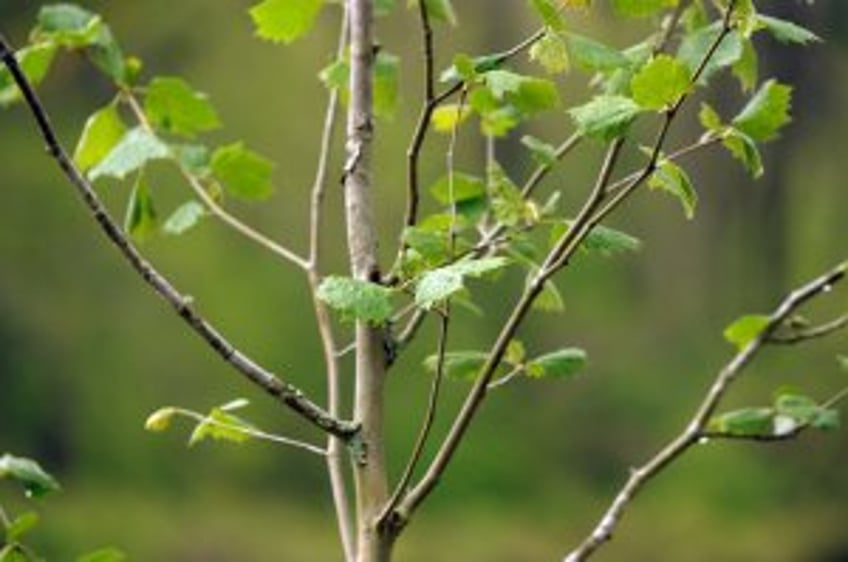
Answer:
6;512;39;542
489;164;530;227
723;314;770;349
189;408;256;446
0;454;61;498
415;257;508;309
376;0;397;16
521;135;558;167
163;201;206;235
630;54;690;110
319;57;349;91
483;70;527;99
839;355;848;372
76;548;126;562
144;77;220;137
439;53;503;83
34;4;100;46
144;407;178;432
428;173;486;205
565;33;630;73
611;0;676;18
677;24;743;85
0;545;27;562
774;393;821;425
529;0;566;31
431;104;472;133
698;102;724;132
732;37;758;92
423;351;488;380
375;52;400;118
530;31;570;74
505;340;526;366
173;144;212;177
709;407;774;436
756;15;820;45
316;276;394;324
550;221;642;257
568;95;642;141
89;127;171;181
526;348;587;378
0;43;58;107
732;79;792;142
723;129;763;178
73;102;127;172
534;279;566;313
648;159;697;219
811;409;840;432
421;0;458;25
124;175;158;242
210;142;275;200
249;0;325;44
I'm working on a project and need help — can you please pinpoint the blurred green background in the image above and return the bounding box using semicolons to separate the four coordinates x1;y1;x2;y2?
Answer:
1;1;846;560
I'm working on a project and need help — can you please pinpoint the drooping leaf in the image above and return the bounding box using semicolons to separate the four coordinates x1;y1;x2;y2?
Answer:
648;159;697;219
534;279;566;313
124;175;158;242
731;79;792;142
723;314;770;349
163;201;206;235
489;163;531;227
526;348;587;378
73;102;127;172
723;129;763;178
423;350;488;380
0;42;58;107
756;14;820;45
677;23;743;85
316;276;394;324
88;127;171;181
144;77;220;137
0;454;61;498
568;95;642;141
249;0;325;44
630;54;690;110
415;257;508;309
210;142;274;200
75;548;127;562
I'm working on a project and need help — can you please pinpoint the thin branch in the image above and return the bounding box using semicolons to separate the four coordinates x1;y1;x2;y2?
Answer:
768;313;848;345
0;35;357;441
487;367;522;391
122;93;309;271
563;260;846;562
520;133;583;199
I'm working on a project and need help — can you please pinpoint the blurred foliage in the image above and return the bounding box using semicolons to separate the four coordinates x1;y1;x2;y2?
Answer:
0;1;846;560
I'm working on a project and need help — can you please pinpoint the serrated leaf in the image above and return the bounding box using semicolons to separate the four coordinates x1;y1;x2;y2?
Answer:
89;127;171;181
210;142;274;200
568;95;642;141
428;173;486;205
144;77;220;137
249;0;324;44
648;159;697;219
611;0;676;18
724;314;770;349
0;454;60;498
565;33;630;73
709;407;774;436
431;104;472;133
526;348;587;378
189;408;255;446
144;407;178;432
423;350;488;380
163;201;206;235
73;103;127;172
530;31;570;74
677;23;743;85
756;15;820;45
732;79;792;142
76;548;126;562
415;257;508;309
316;276;394;324
0;42;58;107
124;175;158;242
630;54;690;110
6;512;39;542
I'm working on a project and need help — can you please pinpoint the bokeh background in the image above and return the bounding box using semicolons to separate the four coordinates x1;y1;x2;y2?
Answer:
1;1;846;560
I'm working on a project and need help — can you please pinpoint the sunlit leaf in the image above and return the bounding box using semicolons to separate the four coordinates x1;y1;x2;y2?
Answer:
89;127;171;181
0;43;58;107
423;350;488;380
723;314;770;349
431;104;472;133
210;142;275;200
144;407;178;432
144;77;220;137
732;79;792;142
189;408;255;446
316;276;394;324
630;54;690;110
709;407;774;436
568;95;641;141
249;0;325;44
530;31;570;74
73;102;127;172
163;201;206;235
415;257;508;309
526;348;587;378
648;159;697;219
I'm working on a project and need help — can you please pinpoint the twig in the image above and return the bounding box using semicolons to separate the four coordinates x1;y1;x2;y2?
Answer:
768;313;848;344
0;34;357;441
487;367;522;391
562;260;846;562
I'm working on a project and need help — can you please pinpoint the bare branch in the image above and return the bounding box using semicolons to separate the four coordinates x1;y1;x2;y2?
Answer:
768;314;848;345
0;34;357;441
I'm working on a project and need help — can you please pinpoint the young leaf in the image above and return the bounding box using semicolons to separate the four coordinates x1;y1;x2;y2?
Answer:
526;348;587;378
677;24;743;85
423;350;488;380
534;279;566;312
421;0;458;26
124;175;158;242
505;340;526;366
316;276;394;324
568;95;642;141
723;314;770;349
189;408;255;446
565;33;630;73
731;79;792;142
698;102;724;132
756;15;820;46
76;548;127;562
648;159;698;219
249;0;325;44
210;142;275;200
415;257;508;309
431;104;472;133
709;407;774;436
163;201;206;235
33;4;101;46
529;0;566;31
530;31;570;74
521;135;558;167
774;393;821;425
0;43;58;107
723;129;763;178
144;407;178;432
73;102;127;172
0;454;61;498
88;127;171;181
144;77;220;137
5;512;39;542
630;54;690;110
428;173;486;205
732;37;758;93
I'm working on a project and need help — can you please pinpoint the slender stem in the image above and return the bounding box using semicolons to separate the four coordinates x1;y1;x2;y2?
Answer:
0;35;356;440
768;313;848;344
563;261;846;562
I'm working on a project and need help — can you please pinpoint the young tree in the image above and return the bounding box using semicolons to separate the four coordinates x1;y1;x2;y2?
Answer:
1;1;845;561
